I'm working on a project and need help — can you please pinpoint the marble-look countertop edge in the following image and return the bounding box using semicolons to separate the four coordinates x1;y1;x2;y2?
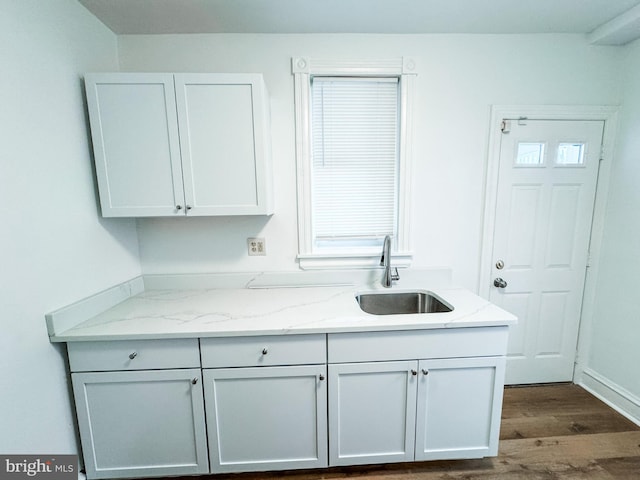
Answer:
49;283;517;343
50;318;515;342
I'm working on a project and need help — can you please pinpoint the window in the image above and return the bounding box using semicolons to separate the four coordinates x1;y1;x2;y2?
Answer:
556;143;585;165
516;142;545;166
293;57;416;269
312;77;399;253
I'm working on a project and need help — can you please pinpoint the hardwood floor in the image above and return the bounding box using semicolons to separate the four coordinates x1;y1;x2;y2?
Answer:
175;384;640;480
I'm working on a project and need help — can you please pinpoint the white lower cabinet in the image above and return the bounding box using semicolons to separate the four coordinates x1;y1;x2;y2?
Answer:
71;369;209;479
327;328;508;467
68;339;208;479
67;328;508;478
203;365;328;473
415;357;506;460
328;361;418;466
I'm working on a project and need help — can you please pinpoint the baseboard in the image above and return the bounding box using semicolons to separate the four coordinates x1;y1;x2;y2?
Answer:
577;368;640;427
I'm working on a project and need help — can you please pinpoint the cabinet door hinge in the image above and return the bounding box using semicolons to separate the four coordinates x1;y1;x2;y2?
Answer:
501;120;511;134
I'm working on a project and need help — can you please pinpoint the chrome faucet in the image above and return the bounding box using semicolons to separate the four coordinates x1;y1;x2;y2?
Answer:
380;235;400;288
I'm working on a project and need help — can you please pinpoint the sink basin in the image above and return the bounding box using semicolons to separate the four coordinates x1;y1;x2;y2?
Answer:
356;291;453;315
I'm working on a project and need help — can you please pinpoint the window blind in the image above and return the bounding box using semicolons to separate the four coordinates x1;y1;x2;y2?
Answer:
311;77;399;249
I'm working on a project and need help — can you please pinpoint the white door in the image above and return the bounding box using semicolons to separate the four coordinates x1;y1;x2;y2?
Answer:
203;365;328;473
489;119;604;384
328;361;418;466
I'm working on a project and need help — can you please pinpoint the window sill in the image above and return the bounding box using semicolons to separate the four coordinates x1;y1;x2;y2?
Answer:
297;252;413;270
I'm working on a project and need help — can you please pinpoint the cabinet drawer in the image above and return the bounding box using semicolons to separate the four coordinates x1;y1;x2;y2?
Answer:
201;334;326;368
328;327;508;363
67;339;200;372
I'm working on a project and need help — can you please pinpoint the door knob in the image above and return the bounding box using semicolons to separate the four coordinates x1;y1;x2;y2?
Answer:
494;278;507;288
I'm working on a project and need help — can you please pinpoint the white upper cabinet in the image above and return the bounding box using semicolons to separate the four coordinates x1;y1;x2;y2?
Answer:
85;73;273;217
85;74;184;217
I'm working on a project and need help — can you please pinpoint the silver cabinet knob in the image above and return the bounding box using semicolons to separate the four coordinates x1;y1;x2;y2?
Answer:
262;348;268;355
319;374;325;381
494;278;508;288
422;369;429;375
176;205;182;210
411;369;418;376
191;378;198;385
186;205;192;210
128;352;137;360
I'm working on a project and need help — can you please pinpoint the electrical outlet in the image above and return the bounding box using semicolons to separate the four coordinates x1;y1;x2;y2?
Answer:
247;237;266;256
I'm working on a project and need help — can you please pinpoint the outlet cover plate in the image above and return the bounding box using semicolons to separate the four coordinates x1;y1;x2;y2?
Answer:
247;238;266;256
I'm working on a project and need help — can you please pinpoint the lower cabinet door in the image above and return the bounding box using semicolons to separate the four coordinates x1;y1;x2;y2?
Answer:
415;356;506;460
328;361;418;466
203;365;328;473
71;369;209;479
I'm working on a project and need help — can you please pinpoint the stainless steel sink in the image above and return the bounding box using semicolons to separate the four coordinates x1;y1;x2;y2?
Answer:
355;291;453;315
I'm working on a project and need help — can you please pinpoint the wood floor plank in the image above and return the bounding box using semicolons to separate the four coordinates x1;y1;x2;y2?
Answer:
499;431;640;463
596;456;640;478
501;384;619;419
500;411;639;440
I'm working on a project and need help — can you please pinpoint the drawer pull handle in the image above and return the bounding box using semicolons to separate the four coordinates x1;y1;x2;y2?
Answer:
191;378;198;385
422;369;429;375
319;374;325;381
128;352;138;360
262;348;268;355
411;369;417;376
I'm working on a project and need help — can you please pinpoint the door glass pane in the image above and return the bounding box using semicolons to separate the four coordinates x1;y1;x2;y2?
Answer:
516;143;545;166
556;143;585;165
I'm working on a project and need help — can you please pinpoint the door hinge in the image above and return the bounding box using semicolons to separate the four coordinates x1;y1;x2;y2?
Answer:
599;144;605;162
586;251;592;268
501;117;528;133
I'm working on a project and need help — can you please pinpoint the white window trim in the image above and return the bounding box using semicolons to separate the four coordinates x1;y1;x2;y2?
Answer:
292;57;417;270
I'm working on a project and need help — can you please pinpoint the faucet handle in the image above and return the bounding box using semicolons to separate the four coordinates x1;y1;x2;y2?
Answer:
391;267;400;282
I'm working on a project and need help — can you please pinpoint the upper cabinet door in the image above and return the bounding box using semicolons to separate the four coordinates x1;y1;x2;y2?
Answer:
175;74;273;215
85;73;185;217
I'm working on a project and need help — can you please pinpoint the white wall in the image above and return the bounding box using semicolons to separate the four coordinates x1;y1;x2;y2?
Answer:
119;34;623;290
0;1;141;453
584;39;640;402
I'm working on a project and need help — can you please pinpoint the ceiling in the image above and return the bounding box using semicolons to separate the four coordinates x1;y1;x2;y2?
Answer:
79;0;640;45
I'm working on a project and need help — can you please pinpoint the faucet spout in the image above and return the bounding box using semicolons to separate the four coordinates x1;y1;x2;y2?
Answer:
380;235;400;288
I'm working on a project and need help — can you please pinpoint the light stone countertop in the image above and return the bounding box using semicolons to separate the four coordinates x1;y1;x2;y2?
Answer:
49;278;517;342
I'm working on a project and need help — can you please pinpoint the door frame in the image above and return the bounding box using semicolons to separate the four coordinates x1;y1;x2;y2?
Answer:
479;105;619;382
